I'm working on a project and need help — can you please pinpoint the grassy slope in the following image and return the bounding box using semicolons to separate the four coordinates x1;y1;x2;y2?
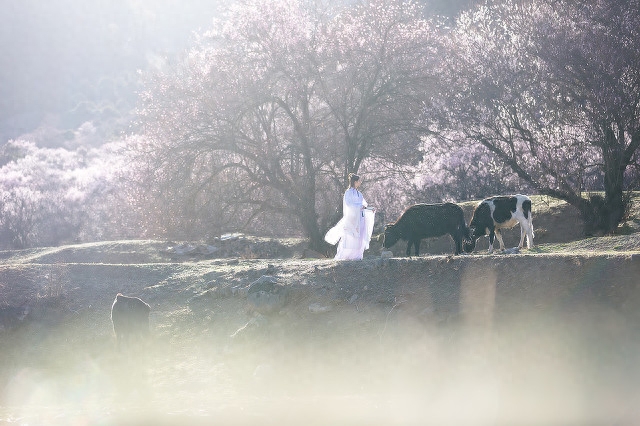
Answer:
1;193;639;266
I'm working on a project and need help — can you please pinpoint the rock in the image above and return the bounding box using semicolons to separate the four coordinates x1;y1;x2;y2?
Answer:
308;303;332;313
248;275;278;292
232;285;249;297
217;233;243;242
163;243;219;256
247;276;288;314
381;250;393;258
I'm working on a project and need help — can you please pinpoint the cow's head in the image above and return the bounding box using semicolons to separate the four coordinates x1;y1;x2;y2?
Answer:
463;235;477;253
382;223;400;249
460;223;473;251
463;225;486;253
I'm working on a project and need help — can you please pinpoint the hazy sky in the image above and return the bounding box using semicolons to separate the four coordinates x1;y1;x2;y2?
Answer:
0;0;226;143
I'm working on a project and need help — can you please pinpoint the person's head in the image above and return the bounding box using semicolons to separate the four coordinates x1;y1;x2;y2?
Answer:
348;173;361;189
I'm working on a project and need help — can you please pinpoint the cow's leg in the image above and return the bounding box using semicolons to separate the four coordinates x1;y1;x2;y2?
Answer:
514;210;535;249
415;240;421;256
406;241;413;257
518;222;527;249
495;228;507;251
488;229;496;253
452;232;462;255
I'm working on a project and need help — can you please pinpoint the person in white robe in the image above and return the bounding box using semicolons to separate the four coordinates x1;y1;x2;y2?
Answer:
324;174;376;260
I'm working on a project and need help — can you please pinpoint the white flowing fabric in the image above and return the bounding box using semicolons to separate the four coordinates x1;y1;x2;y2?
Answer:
324;188;375;260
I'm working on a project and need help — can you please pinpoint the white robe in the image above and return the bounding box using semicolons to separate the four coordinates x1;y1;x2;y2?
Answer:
324;188;375;260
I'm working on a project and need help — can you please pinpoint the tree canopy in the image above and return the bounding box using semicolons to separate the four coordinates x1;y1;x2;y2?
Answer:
424;0;640;234
136;0;438;250
4;0;639;249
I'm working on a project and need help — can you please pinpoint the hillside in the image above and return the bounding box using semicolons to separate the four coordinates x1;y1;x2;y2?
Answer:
1;197;640;425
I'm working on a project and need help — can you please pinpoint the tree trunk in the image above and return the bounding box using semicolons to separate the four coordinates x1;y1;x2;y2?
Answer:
592;128;628;235
575;193;625;237
568;171;626;236
540;187;625;238
296;194;329;254
541;127;629;236
292;174;329;254
595;162;627;235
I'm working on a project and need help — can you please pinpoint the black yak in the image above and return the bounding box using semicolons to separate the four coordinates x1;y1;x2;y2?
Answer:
110;293;150;350
382;203;469;256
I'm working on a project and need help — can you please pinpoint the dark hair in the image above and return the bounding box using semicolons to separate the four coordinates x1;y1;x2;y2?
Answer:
348;173;360;188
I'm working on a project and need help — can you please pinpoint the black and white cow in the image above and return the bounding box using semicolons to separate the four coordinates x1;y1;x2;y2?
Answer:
382;202;470;256
464;194;534;253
